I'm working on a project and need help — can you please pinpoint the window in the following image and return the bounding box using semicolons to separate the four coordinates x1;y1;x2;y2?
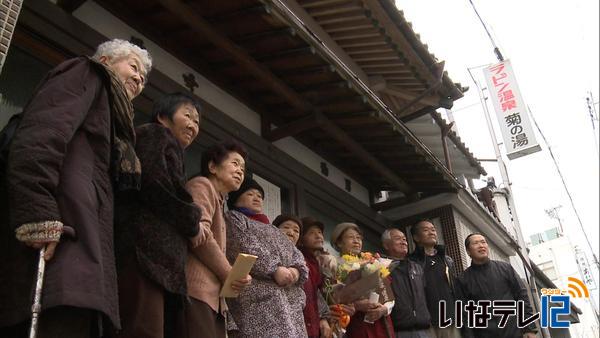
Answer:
254;174;281;223
0;46;52;127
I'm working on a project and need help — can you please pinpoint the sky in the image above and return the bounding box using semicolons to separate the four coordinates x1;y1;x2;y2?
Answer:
395;0;599;275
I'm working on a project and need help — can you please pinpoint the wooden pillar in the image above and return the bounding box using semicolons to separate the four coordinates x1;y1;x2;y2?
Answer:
441;121;455;173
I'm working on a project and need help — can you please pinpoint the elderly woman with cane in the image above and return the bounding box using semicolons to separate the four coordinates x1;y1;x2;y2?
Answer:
0;39;152;338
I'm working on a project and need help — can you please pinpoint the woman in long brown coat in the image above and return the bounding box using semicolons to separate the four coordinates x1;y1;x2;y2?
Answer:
0;39;152;337
113;92;202;338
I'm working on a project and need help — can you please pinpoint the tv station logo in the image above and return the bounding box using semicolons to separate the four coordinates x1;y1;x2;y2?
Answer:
439;277;590;329
540;277;590;328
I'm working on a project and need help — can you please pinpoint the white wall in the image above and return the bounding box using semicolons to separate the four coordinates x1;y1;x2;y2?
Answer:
454;208;510;270
73;0;370;205
492;189;518;239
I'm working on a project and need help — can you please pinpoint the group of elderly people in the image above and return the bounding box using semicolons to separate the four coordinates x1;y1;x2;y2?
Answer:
0;37;383;338
0;38;536;338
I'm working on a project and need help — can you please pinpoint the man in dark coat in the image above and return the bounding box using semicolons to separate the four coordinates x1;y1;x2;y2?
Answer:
0;39;152;337
409;220;461;338
383;228;433;338
455;233;537;338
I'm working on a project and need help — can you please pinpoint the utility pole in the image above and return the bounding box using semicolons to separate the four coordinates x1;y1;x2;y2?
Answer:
545;205;564;235
468;67;550;338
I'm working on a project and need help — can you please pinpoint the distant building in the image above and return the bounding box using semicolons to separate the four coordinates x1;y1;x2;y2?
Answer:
529;228;599;338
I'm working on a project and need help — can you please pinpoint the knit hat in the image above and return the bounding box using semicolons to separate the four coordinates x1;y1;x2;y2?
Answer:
300;216;324;233
227;176;265;210
273;214;303;233
330;222;361;252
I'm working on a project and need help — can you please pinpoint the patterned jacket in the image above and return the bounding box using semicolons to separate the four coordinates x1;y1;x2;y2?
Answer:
225;210;308;338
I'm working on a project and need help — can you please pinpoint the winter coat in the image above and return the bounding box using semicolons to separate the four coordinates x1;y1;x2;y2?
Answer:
301;248;323;337
185;176;230;312
409;244;457;326
225;210;308;338
388;259;431;331
455;259;537;338
0;57;121;327
345;309;394;338
114;123;200;296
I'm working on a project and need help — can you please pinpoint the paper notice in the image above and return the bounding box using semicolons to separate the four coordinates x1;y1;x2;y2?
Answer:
220;253;257;298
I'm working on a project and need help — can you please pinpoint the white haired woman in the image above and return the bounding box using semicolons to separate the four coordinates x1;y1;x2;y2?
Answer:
0;39;151;338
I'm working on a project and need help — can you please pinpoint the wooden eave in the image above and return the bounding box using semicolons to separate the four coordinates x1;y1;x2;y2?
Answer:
297;0;465;121
90;0;460;196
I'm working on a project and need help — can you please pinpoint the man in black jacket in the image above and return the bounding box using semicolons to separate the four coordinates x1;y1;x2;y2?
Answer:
409;220;461;338
383;228;433;338
455;233;537;338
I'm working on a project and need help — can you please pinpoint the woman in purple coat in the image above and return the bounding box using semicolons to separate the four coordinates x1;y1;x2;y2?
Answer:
0;39;151;337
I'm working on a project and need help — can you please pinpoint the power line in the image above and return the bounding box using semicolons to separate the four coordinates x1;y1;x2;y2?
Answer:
528;105;600;270
467;0;504;62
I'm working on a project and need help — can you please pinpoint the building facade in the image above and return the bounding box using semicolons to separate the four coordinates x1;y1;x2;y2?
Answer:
529;228;599;338
1;1;547;325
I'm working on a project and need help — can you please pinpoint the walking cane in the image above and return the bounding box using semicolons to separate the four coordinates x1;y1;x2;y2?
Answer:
28;226;76;338
29;245;46;338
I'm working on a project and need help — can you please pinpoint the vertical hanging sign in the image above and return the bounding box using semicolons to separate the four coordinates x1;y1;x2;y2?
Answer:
483;60;541;159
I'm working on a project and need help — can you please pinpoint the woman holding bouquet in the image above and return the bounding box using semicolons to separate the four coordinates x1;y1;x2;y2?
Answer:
225;177;308;338
331;222;395;338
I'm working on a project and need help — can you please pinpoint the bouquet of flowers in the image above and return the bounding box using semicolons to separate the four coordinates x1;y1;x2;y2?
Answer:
323;252;393;336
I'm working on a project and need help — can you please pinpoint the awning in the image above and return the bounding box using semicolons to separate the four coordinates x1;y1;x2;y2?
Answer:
87;0;481;197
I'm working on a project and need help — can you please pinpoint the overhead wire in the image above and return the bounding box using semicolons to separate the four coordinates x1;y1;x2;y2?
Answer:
528;105;600;270
468;0;599;270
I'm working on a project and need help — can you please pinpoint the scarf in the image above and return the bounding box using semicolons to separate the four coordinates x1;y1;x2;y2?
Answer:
235;207;270;224
90;58;141;191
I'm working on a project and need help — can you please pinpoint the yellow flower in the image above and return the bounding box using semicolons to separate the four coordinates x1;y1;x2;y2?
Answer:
342;254;360;263
380;266;390;278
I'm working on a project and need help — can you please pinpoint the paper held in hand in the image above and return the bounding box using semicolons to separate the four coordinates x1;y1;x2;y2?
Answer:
220;253;257;298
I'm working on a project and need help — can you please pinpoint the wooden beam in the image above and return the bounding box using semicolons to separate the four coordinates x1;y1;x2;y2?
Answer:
155;0;313;114
362;0;439;87
322;22;373;33
229;27;296;44
383;85;438;106
329;28;381;41
372;196;409;211
337;37;388;48
351;51;399;61
263;113;320;142
56;0;86;13
305;2;363;17
314;112;413;193
301;0;357;9
315;14;366;25
345;46;395;55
